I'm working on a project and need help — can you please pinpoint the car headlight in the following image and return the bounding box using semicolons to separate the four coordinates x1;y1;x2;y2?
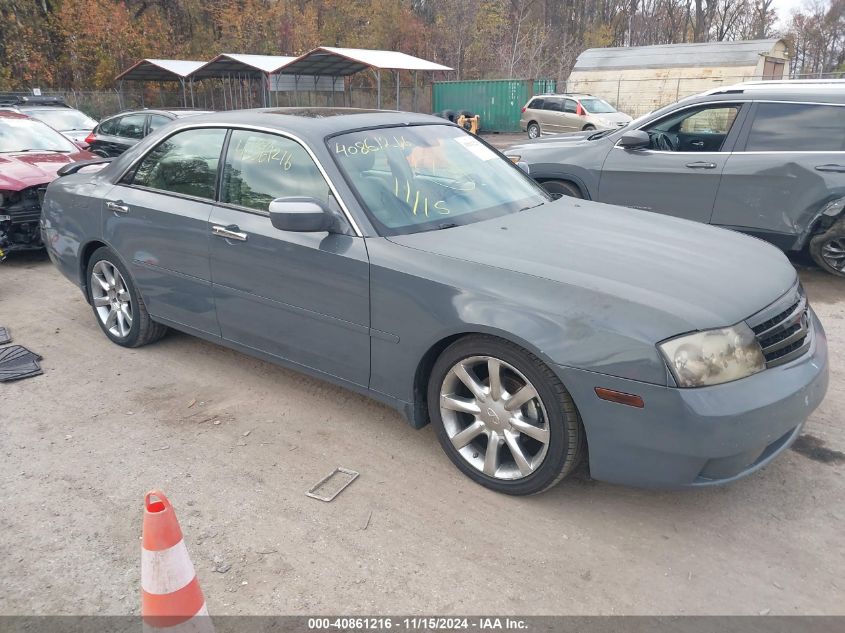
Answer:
659;323;765;388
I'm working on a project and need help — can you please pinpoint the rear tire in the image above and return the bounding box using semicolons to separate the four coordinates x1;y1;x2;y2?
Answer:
441;109;457;123
809;218;845;277
85;247;168;347
428;335;585;495
527;122;541;139
540;179;582;199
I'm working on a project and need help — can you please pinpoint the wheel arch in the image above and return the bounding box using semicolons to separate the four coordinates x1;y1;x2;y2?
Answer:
77;239;130;304
409;326;569;430
534;175;590;200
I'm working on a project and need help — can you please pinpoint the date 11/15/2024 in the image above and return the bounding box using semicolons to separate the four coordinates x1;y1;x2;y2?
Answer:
307;616;529;630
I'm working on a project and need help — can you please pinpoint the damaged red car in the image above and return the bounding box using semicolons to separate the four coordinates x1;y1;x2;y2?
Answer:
0;110;95;258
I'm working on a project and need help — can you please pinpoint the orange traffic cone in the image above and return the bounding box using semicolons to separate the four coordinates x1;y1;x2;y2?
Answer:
142;490;213;633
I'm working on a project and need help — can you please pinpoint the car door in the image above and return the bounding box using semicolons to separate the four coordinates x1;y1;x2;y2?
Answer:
539;98;566;133
561;98;580;131
598;102;746;224
111;113;148;154
103;126;227;335
208;129;370;387
712;101;845;250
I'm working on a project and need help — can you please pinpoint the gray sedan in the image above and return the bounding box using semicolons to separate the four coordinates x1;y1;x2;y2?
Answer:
42;109;828;494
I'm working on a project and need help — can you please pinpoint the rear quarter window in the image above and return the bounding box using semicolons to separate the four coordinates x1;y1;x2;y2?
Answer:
745;103;845;152
527;98;544;110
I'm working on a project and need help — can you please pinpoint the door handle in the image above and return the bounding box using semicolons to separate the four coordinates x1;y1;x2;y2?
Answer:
815;164;845;173
685;161;717;169
106;201;129;214
689;140;705;148
212;224;248;242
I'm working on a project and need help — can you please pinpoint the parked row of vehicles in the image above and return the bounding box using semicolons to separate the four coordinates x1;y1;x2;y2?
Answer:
1;82;839;494
0;96;208;257
509;81;845;277
36;83;833;495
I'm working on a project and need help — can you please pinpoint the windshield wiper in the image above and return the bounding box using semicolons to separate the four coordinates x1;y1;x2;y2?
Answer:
517;201;546;213
430;222;459;231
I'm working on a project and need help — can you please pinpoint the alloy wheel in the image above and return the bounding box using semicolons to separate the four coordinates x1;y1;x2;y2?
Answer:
439;355;550;480
821;238;845;272
91;260;133;338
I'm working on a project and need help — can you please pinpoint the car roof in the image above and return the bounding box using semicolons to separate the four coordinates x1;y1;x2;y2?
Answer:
695;80;845;103
531;93;594;99
164;107;446;138
102;108;214;121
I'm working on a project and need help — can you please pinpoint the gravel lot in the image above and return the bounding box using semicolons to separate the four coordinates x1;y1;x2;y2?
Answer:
1;232;843;615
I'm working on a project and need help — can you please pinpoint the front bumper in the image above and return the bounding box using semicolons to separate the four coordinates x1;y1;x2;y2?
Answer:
555;311;829;488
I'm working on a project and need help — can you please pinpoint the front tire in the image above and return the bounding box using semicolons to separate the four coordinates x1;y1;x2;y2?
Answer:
428;335;585;495
582;124;596;131
809;218;845;277
85;247;168;347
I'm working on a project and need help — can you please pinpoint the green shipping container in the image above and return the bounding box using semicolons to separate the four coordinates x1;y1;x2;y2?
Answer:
432;79;556;132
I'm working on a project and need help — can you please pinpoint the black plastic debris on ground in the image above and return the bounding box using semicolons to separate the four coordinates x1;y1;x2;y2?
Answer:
0;344;43;382
0;326;10;345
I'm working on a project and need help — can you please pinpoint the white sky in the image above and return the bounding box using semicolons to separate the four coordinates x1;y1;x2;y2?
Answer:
771;0;810;27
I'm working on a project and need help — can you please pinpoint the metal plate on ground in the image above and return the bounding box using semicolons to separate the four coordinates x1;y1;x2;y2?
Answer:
0;327;10;345
0;345;43;382
306;467;359;502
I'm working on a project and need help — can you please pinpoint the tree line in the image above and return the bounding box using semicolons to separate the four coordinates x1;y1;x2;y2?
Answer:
0;0;843;92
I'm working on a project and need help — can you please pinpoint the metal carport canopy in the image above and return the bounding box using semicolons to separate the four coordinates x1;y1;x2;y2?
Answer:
115;59;206;108
277;46;452;109
190;53;296;79
278;46;452;76
114;58;205;82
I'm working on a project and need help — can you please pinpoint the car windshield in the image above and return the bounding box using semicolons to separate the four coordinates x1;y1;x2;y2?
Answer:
579;98;616;114
26;108;97;131
331;125;548;235
0;117;78;153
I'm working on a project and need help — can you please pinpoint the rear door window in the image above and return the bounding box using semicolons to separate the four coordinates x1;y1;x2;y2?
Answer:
543;99;562;112
221;130;331;212
113;114;147;140
98;117;118;135
745;103;845;152
128;127;226;200
147;114;172;134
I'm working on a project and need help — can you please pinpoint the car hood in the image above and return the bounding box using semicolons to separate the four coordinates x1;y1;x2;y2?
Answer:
590;112;632;125
0;150;95;190
387;200;797;332
507;133;599;154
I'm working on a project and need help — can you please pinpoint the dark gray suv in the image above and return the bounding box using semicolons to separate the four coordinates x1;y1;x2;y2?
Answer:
506;81;845;277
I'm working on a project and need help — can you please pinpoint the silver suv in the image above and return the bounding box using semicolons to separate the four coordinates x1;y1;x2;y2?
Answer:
507;80;845;277
520;93;632;138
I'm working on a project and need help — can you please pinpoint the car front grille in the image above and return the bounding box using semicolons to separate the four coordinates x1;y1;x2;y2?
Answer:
0;186;44;225
746;283;813;368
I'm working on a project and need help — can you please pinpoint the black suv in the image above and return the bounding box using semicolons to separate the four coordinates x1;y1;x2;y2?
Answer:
507;80;845;277
85;108;212;157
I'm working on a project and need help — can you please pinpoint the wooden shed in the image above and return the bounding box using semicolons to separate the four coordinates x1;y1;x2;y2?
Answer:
565;39;789;117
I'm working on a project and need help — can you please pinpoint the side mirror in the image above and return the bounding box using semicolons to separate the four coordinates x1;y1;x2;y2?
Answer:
268;197;333;233
617;130;650;150
516;161;530;175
